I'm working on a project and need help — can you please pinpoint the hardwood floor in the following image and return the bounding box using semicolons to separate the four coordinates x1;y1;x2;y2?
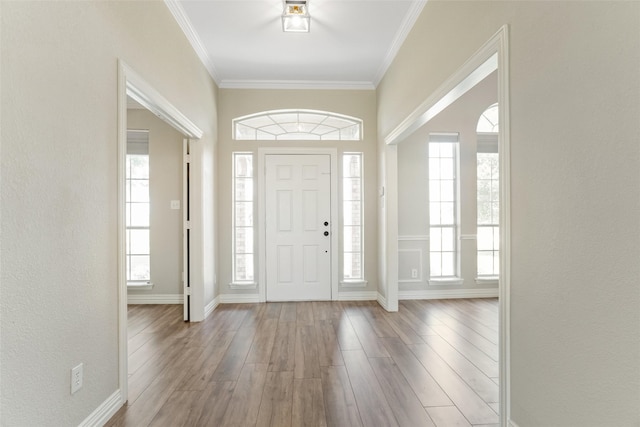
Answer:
106;299;499;427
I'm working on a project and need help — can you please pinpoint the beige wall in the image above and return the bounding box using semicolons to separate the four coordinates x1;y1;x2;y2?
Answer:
0;2;217;425
218;89;378;297
398;71;497;291
127;109;184;297
379;1;640;425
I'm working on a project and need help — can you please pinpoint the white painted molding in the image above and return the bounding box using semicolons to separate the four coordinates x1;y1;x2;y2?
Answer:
373;0;427;86
78;390;123;427
204;296;219;319
337;291;378;301
398;235;429;241
127;294;183;304
376;292;392;311
428;278;464;286
384;27;506;146
399;288;499;300
509;420;521;427
163;0;220;83
460;234;477;240
219;294;261;304
219;79;375;91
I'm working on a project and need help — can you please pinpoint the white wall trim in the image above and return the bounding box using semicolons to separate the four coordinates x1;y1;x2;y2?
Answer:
340;280;369;288
219;79;375;91
399;288;498;300
229;282;258;290
460;234;477;240
376;292;390;310
257;147;339;303
163;0;220;83
372;0;427;87
78;390;123;427
219;294;261;304
204;296;219;319
398;234;429;241
509;420;521;427
338;291;378;301
127;294;183;304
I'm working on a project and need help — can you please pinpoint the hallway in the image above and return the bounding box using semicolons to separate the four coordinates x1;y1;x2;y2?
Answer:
107;299;499;426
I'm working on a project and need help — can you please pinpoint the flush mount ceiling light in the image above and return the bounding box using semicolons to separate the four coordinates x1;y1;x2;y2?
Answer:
282;0;310;33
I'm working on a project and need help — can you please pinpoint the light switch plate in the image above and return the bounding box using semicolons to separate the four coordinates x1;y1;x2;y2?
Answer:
170;200;180;210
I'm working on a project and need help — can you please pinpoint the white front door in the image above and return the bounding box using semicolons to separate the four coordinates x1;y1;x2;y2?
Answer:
265;154;332;301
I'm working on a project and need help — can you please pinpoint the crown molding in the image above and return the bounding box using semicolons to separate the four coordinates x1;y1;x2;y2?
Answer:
164;0;220;83
219;79;376;91
373;0;427;87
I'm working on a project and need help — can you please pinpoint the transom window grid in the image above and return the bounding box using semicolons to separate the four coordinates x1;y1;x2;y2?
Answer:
477;152;500;277
126;154;150;282
342;153;364;281
234;109;362;141
476;103;499;133
429;141;459;279
232;153;255;283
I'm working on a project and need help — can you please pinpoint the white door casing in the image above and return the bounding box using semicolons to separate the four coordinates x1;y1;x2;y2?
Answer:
265;154;331;301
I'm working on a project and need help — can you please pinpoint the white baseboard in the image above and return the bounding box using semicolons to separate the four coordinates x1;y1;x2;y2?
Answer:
377;292;389;310
337;291;378;301
398;288;499;300
78;389;123;427
127;294;183;304
219;293;261;304
204;296;219;318
509;420;520;427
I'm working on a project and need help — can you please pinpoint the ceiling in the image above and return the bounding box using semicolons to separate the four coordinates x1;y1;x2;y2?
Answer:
165;0;426;90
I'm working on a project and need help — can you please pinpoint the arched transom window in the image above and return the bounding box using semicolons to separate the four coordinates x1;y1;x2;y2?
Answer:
476;103;499;133
233;109;363;141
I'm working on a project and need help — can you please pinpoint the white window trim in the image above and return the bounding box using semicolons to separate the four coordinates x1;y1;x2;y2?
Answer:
233;109;363;141
231;152;256;286
428;134;461;280
342;152;365;283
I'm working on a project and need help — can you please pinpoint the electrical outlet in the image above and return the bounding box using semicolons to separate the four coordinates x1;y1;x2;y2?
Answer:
411;268;418;279
71;363;83;394
170;200;181;210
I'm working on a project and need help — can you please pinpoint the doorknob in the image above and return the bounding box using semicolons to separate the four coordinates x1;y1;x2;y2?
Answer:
324;221;329;226
324;231;329;236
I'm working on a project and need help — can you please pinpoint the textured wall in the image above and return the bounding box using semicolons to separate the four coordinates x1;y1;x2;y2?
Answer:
0;2;217;425
379;1;640;425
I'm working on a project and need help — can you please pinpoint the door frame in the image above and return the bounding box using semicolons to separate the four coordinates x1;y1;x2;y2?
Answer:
382;25;510;425
257;147;339;303
117;60;203;403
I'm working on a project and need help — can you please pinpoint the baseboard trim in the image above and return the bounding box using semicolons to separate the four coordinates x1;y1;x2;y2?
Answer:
399;288;499;300
377;292;389;310
509;420;520;427
78;389;123;427
204;296;219;319
219;294;261;304
127;294;183;304
337;291;378;301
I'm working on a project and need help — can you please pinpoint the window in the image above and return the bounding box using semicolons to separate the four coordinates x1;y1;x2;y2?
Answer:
232;152;255;284
234;109;362;141
342;153;364;282
429;133;459;279
126;130;150;283
477;103;499;278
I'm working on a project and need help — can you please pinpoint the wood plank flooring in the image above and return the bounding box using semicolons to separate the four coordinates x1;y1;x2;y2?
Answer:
106;299;499;427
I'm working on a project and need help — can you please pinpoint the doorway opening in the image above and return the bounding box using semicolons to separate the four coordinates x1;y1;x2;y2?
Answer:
117;61;203;404
383;25;511;425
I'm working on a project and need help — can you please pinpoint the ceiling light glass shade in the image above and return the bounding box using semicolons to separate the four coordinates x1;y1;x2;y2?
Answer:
282;0;310;32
